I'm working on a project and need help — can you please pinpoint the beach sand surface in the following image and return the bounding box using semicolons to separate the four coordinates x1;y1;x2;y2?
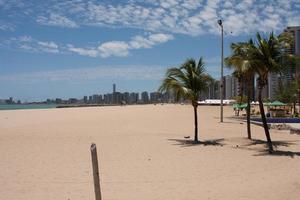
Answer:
0;105;299;200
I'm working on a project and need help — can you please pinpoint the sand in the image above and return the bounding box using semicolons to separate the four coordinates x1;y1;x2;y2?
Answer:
0;105;299;200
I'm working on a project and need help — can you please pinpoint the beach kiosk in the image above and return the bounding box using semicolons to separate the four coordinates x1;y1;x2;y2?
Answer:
267;101;288;117
233;103;248;116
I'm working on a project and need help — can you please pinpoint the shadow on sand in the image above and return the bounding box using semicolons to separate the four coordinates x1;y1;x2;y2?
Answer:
254;149;300;157
168;138;225;147
241;139;300;158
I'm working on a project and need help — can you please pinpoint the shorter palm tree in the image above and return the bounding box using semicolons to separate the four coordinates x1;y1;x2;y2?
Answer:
159;57;209;143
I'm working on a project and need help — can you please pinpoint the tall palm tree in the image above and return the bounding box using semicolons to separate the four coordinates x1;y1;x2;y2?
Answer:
251;32;290;152
159;58;209;143
225;41;254;139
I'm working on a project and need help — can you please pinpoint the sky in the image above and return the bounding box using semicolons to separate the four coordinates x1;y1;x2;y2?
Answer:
0;0;300;101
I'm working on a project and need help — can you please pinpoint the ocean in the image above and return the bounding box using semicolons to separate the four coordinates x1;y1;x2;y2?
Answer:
0;104;57;111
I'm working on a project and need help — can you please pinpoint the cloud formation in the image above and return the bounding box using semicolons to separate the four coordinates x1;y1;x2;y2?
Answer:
1;33;173;57
97;33;174;58
36;13;78;28
1;0;299;35
1;0;299;58
1;36;60;54
26;0;300;35
66;33;174;58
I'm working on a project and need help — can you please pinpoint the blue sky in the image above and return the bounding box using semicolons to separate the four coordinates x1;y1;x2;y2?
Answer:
0;0;299;101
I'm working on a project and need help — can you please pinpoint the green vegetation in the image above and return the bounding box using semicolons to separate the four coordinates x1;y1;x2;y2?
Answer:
225;40;255;139
226;32;294;153
159;58;209;143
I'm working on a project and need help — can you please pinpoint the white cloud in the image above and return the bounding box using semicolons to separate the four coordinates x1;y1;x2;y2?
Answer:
38;41;58;49
98;41;130;58
1;36;60;54
148;33;174;43
37;13;78;28
0;22;15;31
69;33;174;58
19;35;32;42
37;41;59;53
68;46;98;57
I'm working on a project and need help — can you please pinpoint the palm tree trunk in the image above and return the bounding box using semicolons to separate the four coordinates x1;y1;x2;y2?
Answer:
258;85;273;153
193;104;198;143
238;77;244;103
246;80;252;139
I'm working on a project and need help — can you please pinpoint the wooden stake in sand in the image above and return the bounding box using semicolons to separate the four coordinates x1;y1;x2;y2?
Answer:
91;143;102;200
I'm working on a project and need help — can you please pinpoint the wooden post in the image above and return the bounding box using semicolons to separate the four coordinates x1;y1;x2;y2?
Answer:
91;143;102;200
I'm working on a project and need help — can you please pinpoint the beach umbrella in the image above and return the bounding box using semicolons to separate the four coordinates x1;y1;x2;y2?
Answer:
268;100;287;106
232;103;248;109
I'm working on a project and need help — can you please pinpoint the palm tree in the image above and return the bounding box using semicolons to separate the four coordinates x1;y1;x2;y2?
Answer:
251;32;290;152
225;41;255;139
159;58;209;143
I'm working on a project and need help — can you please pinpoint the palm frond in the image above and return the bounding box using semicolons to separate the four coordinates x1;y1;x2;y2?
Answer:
158;57;209;103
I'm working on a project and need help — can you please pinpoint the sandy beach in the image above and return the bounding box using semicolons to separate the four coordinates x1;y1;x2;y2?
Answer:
0;104;299;200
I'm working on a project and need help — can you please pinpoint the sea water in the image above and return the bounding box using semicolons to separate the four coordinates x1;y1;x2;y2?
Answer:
0;104;57;111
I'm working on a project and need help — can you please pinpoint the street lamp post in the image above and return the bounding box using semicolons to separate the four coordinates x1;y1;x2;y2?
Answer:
298;88;300;115
218;19;224;123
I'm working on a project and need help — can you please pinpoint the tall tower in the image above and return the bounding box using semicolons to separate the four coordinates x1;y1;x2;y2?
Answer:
112;83;116;104
113;83;116;93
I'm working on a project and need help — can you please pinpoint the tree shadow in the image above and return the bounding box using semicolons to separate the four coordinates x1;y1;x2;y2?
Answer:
221;121;244;124
240;139;300;157
253;149;300;157
168;138;225;147
244;139;296;148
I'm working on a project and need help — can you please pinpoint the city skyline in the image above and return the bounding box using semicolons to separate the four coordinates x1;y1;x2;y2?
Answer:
0;83;175;105
1;0;300;101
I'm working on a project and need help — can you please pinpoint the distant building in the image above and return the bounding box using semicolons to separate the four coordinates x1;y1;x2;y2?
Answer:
88;96;93;103
123;92;130;104
268;73;280;101
282;26;300;81
83;96;88;104
224;75;235;99
55;98;63;104
114;92;122;104
141;91;149;104
68;98;78;104
129;92;139;104
160;92;174;103
92;94;101;104
150;92;161;103
113;83;116;93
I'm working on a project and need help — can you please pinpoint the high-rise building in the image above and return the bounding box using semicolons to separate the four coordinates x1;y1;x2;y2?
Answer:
150;92;161;103
141;91;149;103
268;73;280;101
112;84;118;104
83;96;88;104
224;75;234;99
283;26;300;80
129;92;139;104
113;83;116;93
123;92;130;104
